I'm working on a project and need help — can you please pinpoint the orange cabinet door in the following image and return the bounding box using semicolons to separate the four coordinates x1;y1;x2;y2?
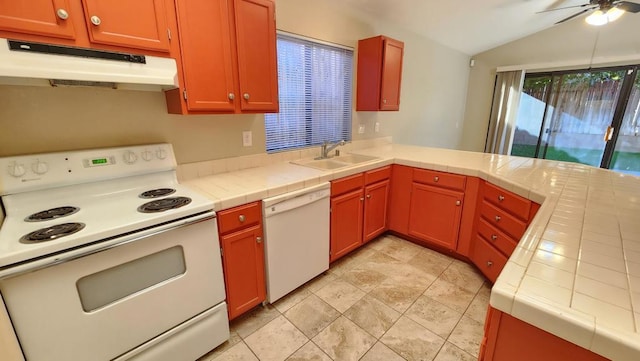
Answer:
221;224;266;320
408;183;464;251
81;0;170;52
379;37;403;110
363;179;390;242
233;0;278;112
330;189;364;262
0;0;77;39
174;0;236;111
388;165;413;235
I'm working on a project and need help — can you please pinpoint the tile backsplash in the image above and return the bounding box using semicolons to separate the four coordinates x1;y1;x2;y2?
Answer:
177;137;392;182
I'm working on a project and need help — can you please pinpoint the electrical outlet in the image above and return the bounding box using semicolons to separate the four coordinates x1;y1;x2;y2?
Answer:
358;124;365;134
242;131;252;147
375;122;380;132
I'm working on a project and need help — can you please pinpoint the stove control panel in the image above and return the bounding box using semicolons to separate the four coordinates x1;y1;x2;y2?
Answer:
0;144;177;195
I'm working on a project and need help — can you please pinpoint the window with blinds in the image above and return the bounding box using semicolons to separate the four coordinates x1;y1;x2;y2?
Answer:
265;33;353;153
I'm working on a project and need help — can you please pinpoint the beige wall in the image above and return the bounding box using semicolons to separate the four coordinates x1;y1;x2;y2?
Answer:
460;15;640;152
0;0;471;163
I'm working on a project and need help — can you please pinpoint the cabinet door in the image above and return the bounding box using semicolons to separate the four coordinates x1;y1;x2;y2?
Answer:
81;0;170;52
175;0;236;111
330;189;364;262
363;179;389;242
233;0;279;112
221;224;266;320
388;165;413;235
379;37;403;110
408;183;463;250
0;0;76;39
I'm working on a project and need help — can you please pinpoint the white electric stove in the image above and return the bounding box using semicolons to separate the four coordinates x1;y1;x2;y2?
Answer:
0;144;229;361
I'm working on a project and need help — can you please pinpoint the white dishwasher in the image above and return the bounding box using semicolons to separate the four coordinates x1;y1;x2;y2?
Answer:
262;182;330;303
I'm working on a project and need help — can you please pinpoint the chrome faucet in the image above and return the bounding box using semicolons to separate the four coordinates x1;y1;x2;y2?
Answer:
317;140;345;159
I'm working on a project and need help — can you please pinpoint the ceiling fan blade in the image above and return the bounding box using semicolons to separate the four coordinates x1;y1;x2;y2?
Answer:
555;8;592;24
617;1;640;13
536;3;591;13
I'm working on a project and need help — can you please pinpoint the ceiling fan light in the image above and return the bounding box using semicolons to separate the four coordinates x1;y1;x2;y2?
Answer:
606;7;625;22
585;10;608;26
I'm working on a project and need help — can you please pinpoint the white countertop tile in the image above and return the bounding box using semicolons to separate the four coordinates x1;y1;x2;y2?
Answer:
179;143;640;360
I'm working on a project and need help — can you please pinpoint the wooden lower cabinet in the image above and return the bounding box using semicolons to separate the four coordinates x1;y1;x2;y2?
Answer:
330;188;364;262
481;307;609;361
388;165;412;234
408;183;463;251
218;201;266;320
363;179;390;242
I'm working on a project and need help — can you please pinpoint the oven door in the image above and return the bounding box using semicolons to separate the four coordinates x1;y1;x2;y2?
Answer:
0;217;225;361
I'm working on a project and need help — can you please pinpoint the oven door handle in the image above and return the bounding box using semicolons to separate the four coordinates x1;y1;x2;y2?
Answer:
0;212;216;280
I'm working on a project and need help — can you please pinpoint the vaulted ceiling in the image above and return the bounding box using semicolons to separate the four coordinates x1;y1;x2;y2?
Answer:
328;0;634;55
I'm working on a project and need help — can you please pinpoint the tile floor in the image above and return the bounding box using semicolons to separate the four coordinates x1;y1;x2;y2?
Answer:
199;235;490;361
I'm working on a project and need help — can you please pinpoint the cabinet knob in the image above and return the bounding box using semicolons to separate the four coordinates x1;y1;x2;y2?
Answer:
90;15;101;26
433;176;439;182
495;215;501;222
360;197;364;202
243;93;250;100
491;234;498;241
238;215;245;223
56;8;69;20
383;99;387;104
228;93;235;100
498;195;505;201
256;237;262;244
487;261;493;267
455;200;461;206
367;194;372;199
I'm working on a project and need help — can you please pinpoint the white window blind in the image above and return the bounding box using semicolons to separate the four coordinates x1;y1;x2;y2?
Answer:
265;33;353;153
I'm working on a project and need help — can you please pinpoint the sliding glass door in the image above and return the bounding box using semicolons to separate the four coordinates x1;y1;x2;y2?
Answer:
511;66;639;174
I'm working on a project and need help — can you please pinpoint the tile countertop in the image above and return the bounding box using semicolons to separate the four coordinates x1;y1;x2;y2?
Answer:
183;144;640;361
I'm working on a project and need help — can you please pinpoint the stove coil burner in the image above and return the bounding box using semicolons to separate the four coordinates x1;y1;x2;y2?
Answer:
139;188;176;199
138;197;192;213
24;206;80;222
20;223;86;244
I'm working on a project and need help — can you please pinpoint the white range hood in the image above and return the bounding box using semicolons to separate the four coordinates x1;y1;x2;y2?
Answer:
0;39;178;91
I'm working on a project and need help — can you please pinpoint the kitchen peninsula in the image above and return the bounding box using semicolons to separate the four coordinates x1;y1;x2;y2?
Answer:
183;141;640;361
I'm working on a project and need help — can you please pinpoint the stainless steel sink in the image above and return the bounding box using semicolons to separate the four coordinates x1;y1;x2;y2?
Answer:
292;154;379;170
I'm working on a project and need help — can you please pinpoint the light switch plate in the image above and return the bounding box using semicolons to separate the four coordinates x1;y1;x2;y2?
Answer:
358;124;365;134
375;122;380;132
242;131;252;147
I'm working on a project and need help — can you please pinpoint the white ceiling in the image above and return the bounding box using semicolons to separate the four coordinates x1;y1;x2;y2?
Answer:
331;0;621;55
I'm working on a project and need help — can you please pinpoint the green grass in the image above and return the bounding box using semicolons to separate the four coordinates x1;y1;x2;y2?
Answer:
511;144;640;173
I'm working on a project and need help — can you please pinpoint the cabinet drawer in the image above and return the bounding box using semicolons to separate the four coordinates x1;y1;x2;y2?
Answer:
477;218;518;257
218;201;262;235
364;165;391;185
483;182;531;221
413;169;466;191
331;173;364;196
473;236;507;283
480;201;527;240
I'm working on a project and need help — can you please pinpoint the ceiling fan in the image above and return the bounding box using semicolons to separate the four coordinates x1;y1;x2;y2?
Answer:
541;0;640;25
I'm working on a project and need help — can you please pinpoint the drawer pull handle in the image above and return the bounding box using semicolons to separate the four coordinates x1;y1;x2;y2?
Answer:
434;176;439;182
455;200;461;206
56;8;69;20
498;195;505;201
238;215;246;223
256;237;262;244
487;261;493;267
491;234;498;241
495;215;501;222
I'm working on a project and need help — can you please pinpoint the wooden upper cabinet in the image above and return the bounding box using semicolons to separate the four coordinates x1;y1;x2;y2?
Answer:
234;0;279;112
172;0;236;112
0;0;77;39
81;0;171;52
167;0;278;114
356;35;404;111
